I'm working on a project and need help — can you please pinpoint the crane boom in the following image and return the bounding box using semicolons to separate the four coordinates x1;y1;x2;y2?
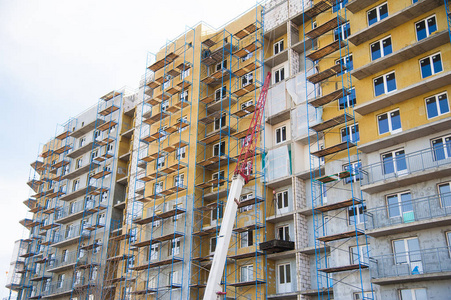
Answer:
203;72;272;300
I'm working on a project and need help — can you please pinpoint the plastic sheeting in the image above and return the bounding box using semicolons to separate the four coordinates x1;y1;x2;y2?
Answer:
266;145;291;181
266;81;287;118
292;104;322;139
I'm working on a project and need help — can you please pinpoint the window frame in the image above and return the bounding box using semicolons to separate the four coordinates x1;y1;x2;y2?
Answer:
386;191;413;219
273;40;284;55
367;2;388;26
415;15;437;41
334;22;351;42
438;182;451;208
340;123;360;143
273;66;285;84
377;109;402;135
419;52;443;78
425;92;450;119
431;134;451;161
241;72;254;87
381;148;407;175
373;71;397;97
240;230;254;248
275;125;287;144
370;36;392;61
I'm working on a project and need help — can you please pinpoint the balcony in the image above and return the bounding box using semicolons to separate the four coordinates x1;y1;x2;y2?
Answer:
348;0;444;45
52;225;90;248
365;193;451;237
70;119;105;139
259;239;295;254
59;185;97;202
361;146;451;194
55;201;85;224
61;162;100;180
370;247;451;285
354;71;451;115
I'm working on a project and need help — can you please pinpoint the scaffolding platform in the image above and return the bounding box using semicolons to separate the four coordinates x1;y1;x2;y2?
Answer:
234;41;261;59
196;178;227;189
233;104;255;118
200;128;231;144
55;130;71;140
234;83;256;97
306;40;347;61
148;52;179;72
307;64;346;84
314;170;351;183
228;279;266;287
53;145;72;155
310;141;355;158
315;198;362;213
310;113;354;132
99;105;120;116
235;23;258;39
100;91;121;101
317;229;365;242
309;88;350;107
228;250;264;260
233;222;265;233
201;43;237;66
98;120;118;132
319;263;369;273
306;16;346;40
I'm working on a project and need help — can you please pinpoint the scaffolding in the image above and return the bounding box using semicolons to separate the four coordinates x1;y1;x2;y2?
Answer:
303;0;374;299
191;6;267;300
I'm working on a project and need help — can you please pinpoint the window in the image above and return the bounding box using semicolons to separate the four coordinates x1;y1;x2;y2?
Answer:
370;36;392;60
161;100;169;112
438;182;451;207
367;2;388;26
91;149;99;161
273;40;284;55
214;113;226;131
176;146;186;160
79;137;86;148
43;278;50;291
212;170;225;187
150;244;159;260
241;265;253;282
240;230;253;248
101;191;108;202
215;86;227;101
392;237;422;274
169;270;180;285
275;126;287;144
157;155;165;169
170;238;181;256
210;237;217;253
334;22;351;41
240;193;254;212
241;100;253;110
335;54;353;75
400;288;427;300
420;52;443;78
242;72;253;87
339;88;356;110
343;161;362;184
416;15;437;41
387;192;414;220
107;143;114;154
277;225;290;241
97;213;106;226
382;149;407;175
278;263;291;291
90;266;98;280
276;190;289;214
174;174;184;187
425;92;449;119
213;141;226;157
348;203;366;225
211;205;223;224
333;0;348;12
163;80;170;90
432;135;451;161
378;109;401;134
350;245;369;264
180;90;188;102
93;130;101;140
72;179;79;192
374;72;396;96
341;123;359;143
320;184;328;204
152;219;161;228
216;60;227;72
273;67;285;84
57;274;65;289
242;52;253;62
446;232;451;253
180;69;190;80
154;182;163;194
76;157;83;169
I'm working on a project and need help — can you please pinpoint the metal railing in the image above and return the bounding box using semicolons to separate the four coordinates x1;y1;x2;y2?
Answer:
40;277;73;297
361;146;451;186
55;200;85;221
365;192;451;230
370;247;451;279
47;251;83;270
53;224;89;243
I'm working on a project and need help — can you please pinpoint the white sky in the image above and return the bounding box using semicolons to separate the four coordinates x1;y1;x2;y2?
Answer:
0;0;260;297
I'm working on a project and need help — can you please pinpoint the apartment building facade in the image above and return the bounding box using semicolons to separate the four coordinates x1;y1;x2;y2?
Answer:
6;0;451;300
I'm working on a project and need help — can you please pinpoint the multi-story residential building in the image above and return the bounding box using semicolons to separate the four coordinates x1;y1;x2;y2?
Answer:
6;0;451;300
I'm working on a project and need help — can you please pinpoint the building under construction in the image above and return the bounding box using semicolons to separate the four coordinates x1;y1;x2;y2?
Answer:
6;0;451;299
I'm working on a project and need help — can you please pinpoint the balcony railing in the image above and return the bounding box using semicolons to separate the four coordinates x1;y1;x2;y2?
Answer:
54;224;90;244
361;146;451;186
48;251;82;271
40;277;73;297
366;193;451;231
55;200;85;221
370;247;451;280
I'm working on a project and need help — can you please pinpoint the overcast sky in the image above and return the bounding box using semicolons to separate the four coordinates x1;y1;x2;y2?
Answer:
0;0;260;297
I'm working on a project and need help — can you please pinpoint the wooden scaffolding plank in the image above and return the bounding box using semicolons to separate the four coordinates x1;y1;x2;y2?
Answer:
307;64;346;84
317;229;365;242
310;113;354;132
306;16;346;40
315;198;362;213
309;88;350;107
311;141;355;158
306;40;347;61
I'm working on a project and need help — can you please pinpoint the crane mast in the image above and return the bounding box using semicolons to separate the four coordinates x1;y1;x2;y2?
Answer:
203;72;272;300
